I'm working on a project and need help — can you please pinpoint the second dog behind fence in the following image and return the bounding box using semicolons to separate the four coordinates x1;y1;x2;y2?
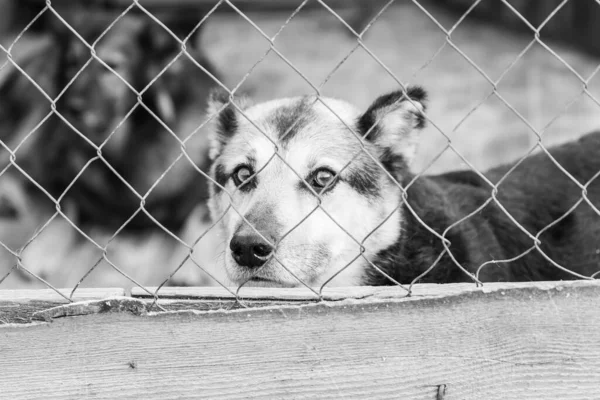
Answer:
208;87;600;288
0;12;223;288
0;13;218;232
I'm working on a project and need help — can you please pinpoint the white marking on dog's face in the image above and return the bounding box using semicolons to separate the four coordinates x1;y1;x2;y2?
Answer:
208;89;426;287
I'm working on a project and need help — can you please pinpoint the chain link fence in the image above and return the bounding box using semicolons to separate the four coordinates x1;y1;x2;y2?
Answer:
0;0;599;306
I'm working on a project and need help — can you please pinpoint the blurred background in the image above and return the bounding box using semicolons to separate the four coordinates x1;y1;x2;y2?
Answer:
0;0;599;291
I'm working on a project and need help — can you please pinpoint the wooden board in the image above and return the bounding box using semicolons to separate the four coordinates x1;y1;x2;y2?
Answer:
0;288;125;324
1;281;599;399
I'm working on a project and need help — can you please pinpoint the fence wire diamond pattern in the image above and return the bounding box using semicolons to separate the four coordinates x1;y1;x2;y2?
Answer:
0;0;599;307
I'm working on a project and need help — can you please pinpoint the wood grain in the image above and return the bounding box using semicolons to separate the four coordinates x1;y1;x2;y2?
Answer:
0;281;599;399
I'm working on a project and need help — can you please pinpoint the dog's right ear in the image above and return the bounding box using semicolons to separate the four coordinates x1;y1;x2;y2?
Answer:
207;88;248;160
357;86;427;167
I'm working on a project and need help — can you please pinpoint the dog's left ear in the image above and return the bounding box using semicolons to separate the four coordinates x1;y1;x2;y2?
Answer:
207;88;234;160
357;86;427;166
207;88;252;160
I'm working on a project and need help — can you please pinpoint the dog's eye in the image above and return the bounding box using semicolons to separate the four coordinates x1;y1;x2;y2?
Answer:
311;168;336;190
232;166;253;186
101;50;127;71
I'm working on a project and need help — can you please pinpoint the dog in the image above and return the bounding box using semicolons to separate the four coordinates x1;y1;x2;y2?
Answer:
51;12;218;232
1;12;217;232
207;86;600;287
0;13;223;288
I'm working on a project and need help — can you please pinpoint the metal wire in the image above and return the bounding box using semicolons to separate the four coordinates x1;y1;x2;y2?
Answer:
0;0;598;304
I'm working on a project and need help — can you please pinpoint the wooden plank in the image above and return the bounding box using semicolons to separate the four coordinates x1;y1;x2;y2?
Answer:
130;281;600;314
1;281;599;399
131;280;593;300
0;288;125;324
2;281;597;322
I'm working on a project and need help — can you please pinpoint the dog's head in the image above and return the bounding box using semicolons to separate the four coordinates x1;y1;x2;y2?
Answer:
56;14;206;152
207;87;427;287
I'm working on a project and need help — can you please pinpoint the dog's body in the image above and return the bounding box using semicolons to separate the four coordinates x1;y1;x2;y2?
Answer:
208;87;600;287
370;132;600;284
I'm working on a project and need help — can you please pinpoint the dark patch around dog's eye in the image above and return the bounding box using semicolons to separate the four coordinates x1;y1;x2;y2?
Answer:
298;168;339;196
313;169;335;189
232;165;257;192
346;165;381;198
233;166;251;185
214;163;228;188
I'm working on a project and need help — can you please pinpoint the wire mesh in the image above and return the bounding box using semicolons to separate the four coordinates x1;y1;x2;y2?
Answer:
0;0;599;307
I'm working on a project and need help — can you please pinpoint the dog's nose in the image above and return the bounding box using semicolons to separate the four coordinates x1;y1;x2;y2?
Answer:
230;232;274;268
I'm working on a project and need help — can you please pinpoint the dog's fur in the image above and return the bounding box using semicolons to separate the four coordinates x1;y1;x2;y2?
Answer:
208;87;600;287
1;13;217;232
52;14;217;232
0;13;223;288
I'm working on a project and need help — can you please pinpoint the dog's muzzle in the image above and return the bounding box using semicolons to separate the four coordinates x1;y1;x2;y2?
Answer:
229;231;274;269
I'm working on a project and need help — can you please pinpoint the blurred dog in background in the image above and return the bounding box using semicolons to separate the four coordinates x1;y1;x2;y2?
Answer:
0;11;225;288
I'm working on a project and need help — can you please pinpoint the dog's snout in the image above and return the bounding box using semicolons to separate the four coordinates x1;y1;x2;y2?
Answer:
230;232;274;268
